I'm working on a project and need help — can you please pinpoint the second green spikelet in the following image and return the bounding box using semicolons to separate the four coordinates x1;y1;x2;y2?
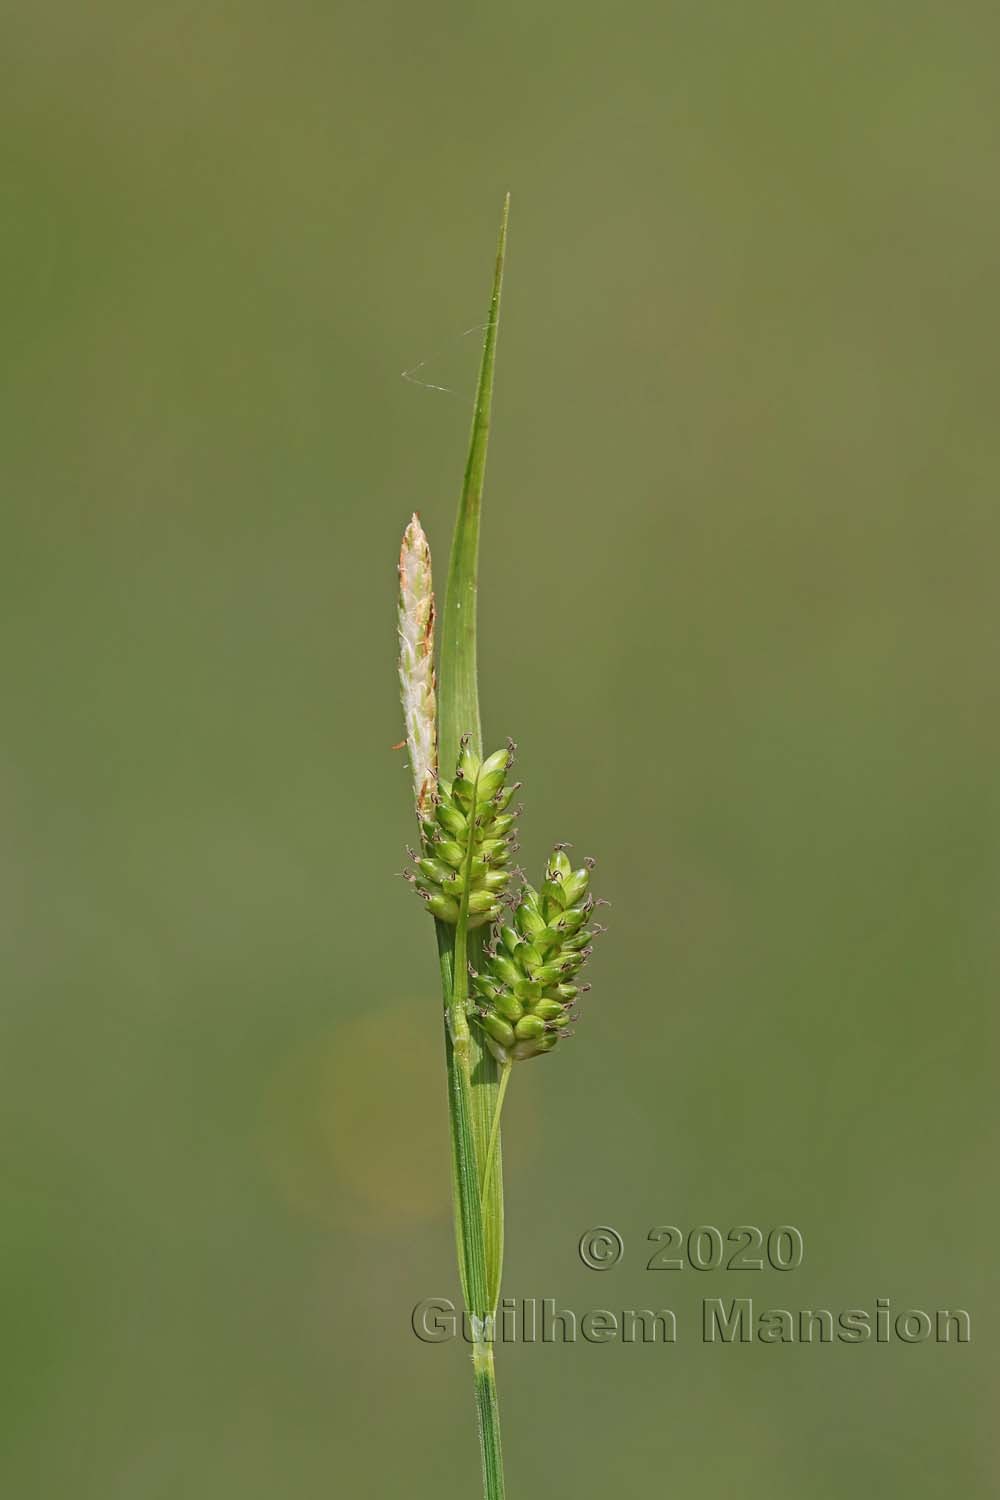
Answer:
472;848;604;1062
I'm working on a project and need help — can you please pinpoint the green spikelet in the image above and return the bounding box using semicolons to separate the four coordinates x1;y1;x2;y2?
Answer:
406;736;520;931
472;847;604;1062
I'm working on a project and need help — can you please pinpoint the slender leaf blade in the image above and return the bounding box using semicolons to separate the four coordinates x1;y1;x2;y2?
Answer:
437;192;510;774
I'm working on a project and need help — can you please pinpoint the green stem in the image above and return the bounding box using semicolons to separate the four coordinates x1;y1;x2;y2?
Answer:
436;926;489;1319
435;763;504;1496
473;1342;506;1500
438;902;506;1500
481;1059;512;1208
434;196;510;1500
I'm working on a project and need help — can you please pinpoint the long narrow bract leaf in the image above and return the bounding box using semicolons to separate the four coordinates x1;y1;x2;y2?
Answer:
437;193;509;775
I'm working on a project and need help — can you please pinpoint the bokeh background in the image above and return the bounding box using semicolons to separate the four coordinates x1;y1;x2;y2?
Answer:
2;2;997;1494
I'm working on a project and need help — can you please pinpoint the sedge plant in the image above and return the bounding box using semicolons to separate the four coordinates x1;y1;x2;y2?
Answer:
395;196;607;1500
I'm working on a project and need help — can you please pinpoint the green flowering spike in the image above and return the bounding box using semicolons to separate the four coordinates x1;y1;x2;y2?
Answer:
471;846;604;1063
406;737;518;927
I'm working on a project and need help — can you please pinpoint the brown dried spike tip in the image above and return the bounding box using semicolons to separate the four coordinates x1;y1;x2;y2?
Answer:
397;513;438;820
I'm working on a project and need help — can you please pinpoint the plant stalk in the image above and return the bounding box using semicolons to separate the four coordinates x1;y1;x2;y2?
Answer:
435;196;510;1500
438;757;505;1496
473;1342;505;1500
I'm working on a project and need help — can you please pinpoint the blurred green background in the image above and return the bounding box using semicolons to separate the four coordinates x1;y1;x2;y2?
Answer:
2;2;997;1494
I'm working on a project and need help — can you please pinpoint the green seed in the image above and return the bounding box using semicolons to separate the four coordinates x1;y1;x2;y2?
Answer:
514;1014;546;1040
436;804;467;837
484;1034;512;1065
436;839;465;868
480;747;512;780
457;740;481;781
530;962;565;985
551;906;587;936
493;990;524;1023
477;772;506;801
476;837;508;860
561;867;591;905
516;904;547;939
481;1013;516;1049
540;879;567;912
512;1035;557;1061
451;775;474;809
491;955;521;989
425;892;460;923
